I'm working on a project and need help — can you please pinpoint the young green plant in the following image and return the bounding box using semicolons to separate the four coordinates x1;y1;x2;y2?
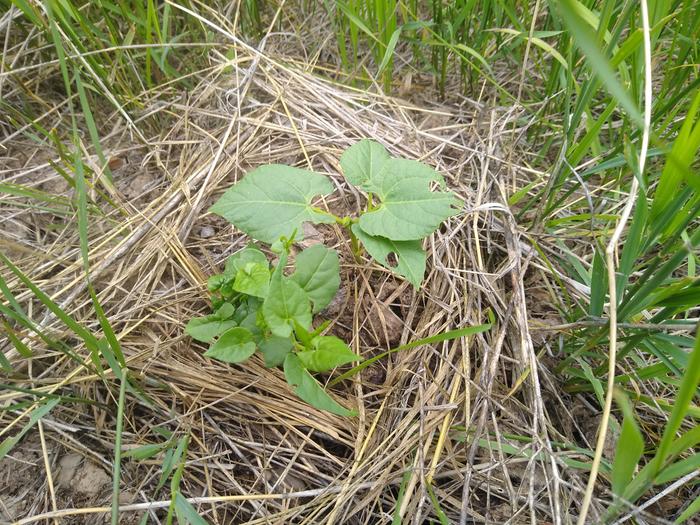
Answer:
186;140;460;415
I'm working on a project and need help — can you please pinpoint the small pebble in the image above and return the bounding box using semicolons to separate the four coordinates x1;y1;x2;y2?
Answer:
200;226;215;238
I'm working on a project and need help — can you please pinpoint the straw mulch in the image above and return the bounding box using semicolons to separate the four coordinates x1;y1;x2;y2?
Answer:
1;31;605;525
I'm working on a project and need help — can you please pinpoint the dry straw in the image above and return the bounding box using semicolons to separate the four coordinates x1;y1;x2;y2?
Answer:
1;11;606;524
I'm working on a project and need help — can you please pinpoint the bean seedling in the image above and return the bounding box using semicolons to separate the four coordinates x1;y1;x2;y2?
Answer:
186;140;460;414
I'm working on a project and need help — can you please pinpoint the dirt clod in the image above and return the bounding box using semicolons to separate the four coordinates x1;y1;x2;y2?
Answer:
56;453;83;488
366;300;404;346
73;461;111;497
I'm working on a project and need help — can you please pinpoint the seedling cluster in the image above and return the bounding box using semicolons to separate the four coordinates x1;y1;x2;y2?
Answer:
186;140;460;414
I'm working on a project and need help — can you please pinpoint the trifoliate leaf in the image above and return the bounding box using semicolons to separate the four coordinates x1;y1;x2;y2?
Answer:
283;353;355;416
352;224;426;288
209;165;335;244
291;245;340;313
233;262;270;298
340;139;390;190
259;336;293;367
263;253;312;337
224;246;268;276
185;315;238;343
358;158;460;240
204;327;256;363
297;335;359;372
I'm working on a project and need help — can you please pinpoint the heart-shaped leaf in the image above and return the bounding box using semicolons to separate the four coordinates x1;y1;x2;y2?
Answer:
358;158;460;240
352;223;426;288
291;245;340;313
263;253;312;337
210;165;335;244
283;353;355;416
297;335;359;372
204;327;256;363
340;139;390;189
185;315;238;343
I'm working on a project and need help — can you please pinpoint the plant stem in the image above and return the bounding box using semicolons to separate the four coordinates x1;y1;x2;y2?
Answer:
347;225;362;262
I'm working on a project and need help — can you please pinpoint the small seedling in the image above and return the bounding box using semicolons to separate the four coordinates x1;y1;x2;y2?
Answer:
187;140;460;415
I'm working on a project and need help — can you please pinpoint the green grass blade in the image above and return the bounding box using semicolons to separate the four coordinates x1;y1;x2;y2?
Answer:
0;399;60;460
611;390;644;496
330;324;490;386
557;0;643;127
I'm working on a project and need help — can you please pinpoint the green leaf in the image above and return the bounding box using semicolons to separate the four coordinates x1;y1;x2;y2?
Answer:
185;315;237;343
557;0;643;128
224;246;268;276
283;354;355;416
612;392;644;496
123;443;168;460
352;224;426;288
174;492;209;525
263;253;312;337
340;139;390;189
0;399;60;461
239;308;262;338
293;319;313;348
204;327;256;364
377;28;402;75
654;453;700;485
259;336;293;367
331;324;491;386
297;335;359;372
675;492;700;523
0;350;11;372
291;245;340;312
209;165;335;244
358;159;460;240
215;302;235;319
589;248;607;317
233;263;270;298
207;274;226;292
651;90;700;220
649;329;700;476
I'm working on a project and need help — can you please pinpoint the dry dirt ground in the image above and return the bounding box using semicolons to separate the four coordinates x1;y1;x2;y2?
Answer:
0;35;661;525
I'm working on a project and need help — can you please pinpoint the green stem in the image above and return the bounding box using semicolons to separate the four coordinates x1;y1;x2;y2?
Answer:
347;223;362;262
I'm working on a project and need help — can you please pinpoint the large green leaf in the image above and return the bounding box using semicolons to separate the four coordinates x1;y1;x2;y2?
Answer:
291;245;340;312
352;223;426;288
297;335;359;372
233;262;270;298
263;254;312;337
259;335;293;367
358;159;460;240
283;353;355;416
209;165;335;244
204;327;256;363
340;139;390;189
185;315;237;343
